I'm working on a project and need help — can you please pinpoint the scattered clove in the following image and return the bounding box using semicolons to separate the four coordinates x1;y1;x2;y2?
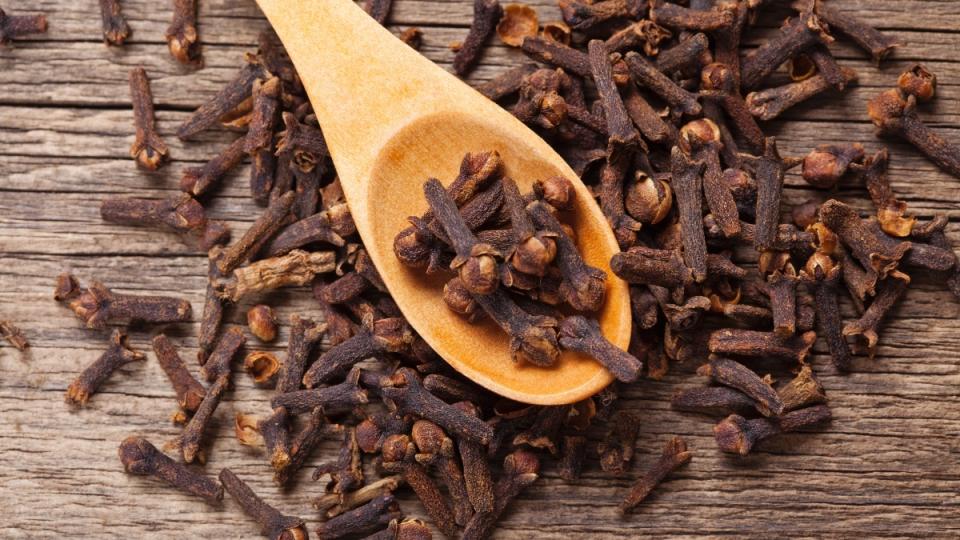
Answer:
55;273;192;329
598;410;641;474
454;0;503;76
153;334;206;414
0;8;47;45
66;329;145;407
697;357;784;416
714;404;832;455
620;436;691;512
868;87;960;179
0;320;29;351
119;437;222;504
167;0;200;64
220;468;308;540
303;316;411;387
128;68;168;170
199;326;246;382
559;315;643;383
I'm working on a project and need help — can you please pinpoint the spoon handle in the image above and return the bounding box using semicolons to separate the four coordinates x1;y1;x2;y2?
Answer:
256;0;477;188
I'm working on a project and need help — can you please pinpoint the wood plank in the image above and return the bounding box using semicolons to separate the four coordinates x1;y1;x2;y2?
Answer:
2;0;960;538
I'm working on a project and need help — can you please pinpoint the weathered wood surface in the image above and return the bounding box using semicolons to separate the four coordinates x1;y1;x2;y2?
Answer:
1;0;959;538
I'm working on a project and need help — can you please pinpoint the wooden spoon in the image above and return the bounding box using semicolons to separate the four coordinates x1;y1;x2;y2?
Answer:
257;0;631;405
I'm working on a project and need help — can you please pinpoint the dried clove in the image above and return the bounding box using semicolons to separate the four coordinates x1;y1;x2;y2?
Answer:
453;401;495;514
746;67;857;121
740;11;831;90
708;329;816;363
598;410;641;474
754;138;787;252
199;247;227;365
119;437;222;504
277;112;329;173
317;494;401;539
277;406;336;485
272;368;369;415
181;136;249;197
670;146;709;282
127;67;168;170
365;0;393;24
454;0;503;76
671;386;759;417
0;8;47;45
100;193;227;250
656;32;710;79
55;273;192;329
277;315;326;393
167;0;200;64
303;317;412;387
314;475;402;519
513;405;570;455
844;271;910;358
168;374;228;464
898;64;936;102
97;0;130;45
650;0;734;31
778;365;826;411
802;254;852;371
868;88;960;179
472;287;562;367
178;60;264;139
681;118;742;237
819;199;910;279
801;143;865;189
559;316;643;383
714;404;831;455
461;450;540;540
153;334;206;414
700;63;764;152
802;0;900;63
381;434;459;539
560;0;642;31
382;368;494;445
363;519;432;540
412;420;474;526
264;205;354;257
625;52;702;117
219;468;308;540
314;426;364;495
247;77;282;204
697;357;784;416
65;329;145;407
199;326;246;382
605;19;672;56
0;320;28;351
558;435;588;481
620;436;691;512
260;407;292;474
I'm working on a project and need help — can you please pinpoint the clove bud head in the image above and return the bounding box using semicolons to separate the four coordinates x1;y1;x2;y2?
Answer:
512;234;558;276
512;318;561;367
453;243;501;295
443;277;482;322
533;175;575;210
898;64;936;102
867;89;908;135
626;172;672;225
801;143;865;189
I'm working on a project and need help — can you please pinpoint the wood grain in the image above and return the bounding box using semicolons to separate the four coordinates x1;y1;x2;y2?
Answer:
1;0;959;538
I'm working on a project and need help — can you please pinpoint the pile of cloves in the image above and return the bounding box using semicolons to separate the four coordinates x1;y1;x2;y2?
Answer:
38;0;960;538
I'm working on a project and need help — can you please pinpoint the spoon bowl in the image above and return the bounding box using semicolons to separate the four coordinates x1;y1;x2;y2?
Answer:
258;0;631;404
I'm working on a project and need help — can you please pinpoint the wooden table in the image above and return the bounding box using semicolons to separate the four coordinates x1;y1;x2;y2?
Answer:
2;0;959;537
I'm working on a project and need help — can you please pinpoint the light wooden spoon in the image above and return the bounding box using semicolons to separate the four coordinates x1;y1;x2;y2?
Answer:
257;0;630;405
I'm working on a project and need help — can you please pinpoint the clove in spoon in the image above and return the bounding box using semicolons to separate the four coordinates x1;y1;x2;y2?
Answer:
257;0;631;405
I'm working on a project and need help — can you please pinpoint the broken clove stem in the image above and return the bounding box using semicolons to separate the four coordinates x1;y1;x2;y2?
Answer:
620;436;692;512
219;468;308;540
66;329;145;406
